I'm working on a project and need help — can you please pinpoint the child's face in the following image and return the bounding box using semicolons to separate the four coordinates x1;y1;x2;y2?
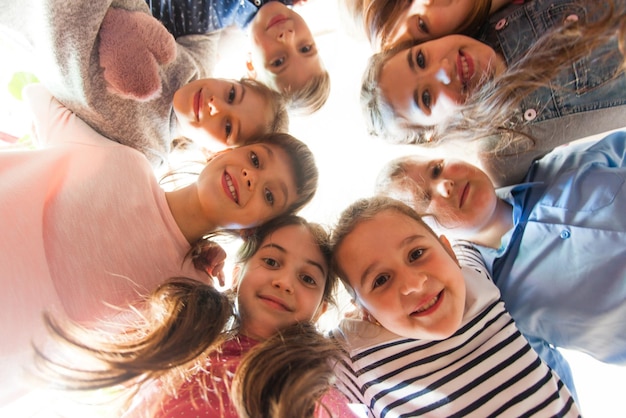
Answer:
335;210;466;340
173;78;273;150
387;0;476;47
395;157;498;234
378;35;504;127
236;224;328;340
248;2;323;93
196;143;298;230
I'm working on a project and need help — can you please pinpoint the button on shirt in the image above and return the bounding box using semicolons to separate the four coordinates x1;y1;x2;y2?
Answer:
478;131;626;366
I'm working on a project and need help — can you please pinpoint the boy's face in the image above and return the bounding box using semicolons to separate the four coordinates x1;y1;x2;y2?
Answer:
173;78;273;149
249;2;323;93
196;143;298;230
335;210;466;340
394;157;498;235
236;224;328;340
387;0;476;47
378;35;504;127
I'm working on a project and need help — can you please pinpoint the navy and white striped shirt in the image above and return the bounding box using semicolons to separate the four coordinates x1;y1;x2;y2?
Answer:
332;242;580;418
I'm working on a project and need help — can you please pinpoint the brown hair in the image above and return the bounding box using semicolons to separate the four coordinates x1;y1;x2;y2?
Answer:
36;215;338;417
330;195;436;299
362;1;626;148
340;0;492;51
232;322;343;418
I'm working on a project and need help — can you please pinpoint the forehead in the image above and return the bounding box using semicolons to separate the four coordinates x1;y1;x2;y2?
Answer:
274;57;323;93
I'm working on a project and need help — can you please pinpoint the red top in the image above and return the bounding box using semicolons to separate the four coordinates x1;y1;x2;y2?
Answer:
152;335;359;418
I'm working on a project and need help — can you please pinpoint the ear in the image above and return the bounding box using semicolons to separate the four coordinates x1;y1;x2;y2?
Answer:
246;53;257;80
438;234;460;267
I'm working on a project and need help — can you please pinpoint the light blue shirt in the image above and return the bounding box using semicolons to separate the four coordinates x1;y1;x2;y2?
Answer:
479;131;626;371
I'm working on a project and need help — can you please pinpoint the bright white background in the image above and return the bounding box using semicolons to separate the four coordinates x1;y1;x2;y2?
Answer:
1;0;624;416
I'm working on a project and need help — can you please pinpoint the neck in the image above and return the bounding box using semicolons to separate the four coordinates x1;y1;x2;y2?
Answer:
165;184;216;244
466;198;513;249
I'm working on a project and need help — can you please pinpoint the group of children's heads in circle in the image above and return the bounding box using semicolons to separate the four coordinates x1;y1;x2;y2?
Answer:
28;0;626;416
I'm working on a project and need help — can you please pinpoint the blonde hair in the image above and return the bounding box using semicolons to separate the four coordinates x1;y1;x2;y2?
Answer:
330;196;437;299
36;215;339;417
340;0;492;51
285;69;332;115
240;77;290;134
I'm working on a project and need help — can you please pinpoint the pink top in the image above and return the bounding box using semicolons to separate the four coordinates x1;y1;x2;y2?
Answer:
148;335;359;418
0;85;210;404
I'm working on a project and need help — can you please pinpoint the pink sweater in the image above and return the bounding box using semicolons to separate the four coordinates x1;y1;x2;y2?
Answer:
0;85;210;404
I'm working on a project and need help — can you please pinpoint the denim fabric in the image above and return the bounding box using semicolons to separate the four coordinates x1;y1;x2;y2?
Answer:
482;0;626;124
146;0;293;38
479;132;626;370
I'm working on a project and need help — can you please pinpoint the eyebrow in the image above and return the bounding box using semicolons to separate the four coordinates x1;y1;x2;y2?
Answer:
261;145;289;209
261;242;327;277
358;233;427;289
407;48;415;72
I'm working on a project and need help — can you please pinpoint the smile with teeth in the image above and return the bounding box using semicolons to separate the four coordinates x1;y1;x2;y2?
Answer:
460;54;469;87
225;172;239;203
412;292;441;315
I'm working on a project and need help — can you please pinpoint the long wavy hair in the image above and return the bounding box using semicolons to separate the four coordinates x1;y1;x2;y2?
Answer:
35;215;340;417
340;0;492;51
361;0;626;147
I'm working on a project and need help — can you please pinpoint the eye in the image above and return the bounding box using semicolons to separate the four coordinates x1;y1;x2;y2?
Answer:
227;85;236;104
300;44;313;53
301;274;317;286
264;188;275;205
271;57;285;67
416;50;426;69
225;120;232;139
262;257;279;268
422;90;431;110
408;248;424;262
250;151;260;168
431;161;443;178
417;17;428;34
372;274;390;290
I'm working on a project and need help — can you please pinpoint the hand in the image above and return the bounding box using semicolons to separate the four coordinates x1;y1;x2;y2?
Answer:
98;8;176;101
193;241;227;287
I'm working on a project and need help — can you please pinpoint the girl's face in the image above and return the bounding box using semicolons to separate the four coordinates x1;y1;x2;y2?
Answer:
335;210;465;340
173;78;273;150
236;224;328;340
248;2;324;93
196;143;298;229
387;0;476;47
396;158;498;234
378;35;505;127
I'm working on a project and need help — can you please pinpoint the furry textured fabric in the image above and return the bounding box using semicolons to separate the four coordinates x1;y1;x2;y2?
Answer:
99;7;177;101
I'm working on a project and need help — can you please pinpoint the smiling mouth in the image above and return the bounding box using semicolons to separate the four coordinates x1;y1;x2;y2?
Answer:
267;15;288;30
224;172;239;204
259;295;292;312
458;51;473;92
411;291;443;316
460;183;469;208
193;89;202;121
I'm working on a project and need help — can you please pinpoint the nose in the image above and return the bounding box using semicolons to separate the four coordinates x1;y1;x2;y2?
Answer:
436;58;453;86
242;168;256;190
276;27;294;43
399;270;428;296
207;96;221;116
272;275;294;294
434;178;453;198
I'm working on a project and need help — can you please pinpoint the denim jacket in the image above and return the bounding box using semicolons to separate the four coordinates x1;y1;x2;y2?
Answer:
476;0;626;186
